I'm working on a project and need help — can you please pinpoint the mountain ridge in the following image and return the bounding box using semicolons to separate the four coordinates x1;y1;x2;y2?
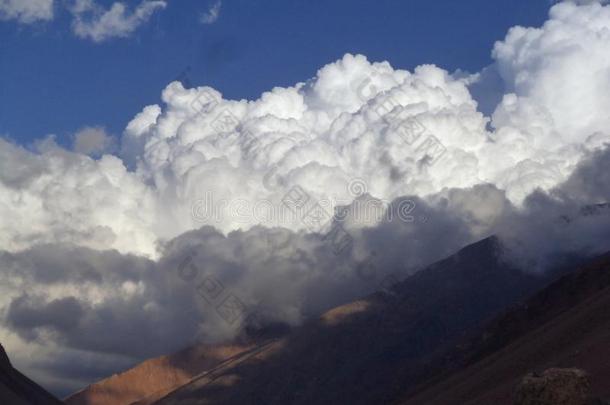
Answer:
399;251;610;404
149;236;569;405
0;343;64;405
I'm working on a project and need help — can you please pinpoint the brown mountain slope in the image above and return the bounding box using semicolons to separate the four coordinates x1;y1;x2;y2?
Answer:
65;343;252;405
151;237;572;405
0;343;64;405
399;252;610;405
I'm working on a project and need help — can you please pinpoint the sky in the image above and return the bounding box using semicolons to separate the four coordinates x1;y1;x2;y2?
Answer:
1;0;610;399
0;0;549;146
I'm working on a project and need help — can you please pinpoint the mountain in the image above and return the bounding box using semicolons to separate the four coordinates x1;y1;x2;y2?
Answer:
66;235;603;405
64;343;253;405
148;237;569;405
0;343;63;405
399;251;610;404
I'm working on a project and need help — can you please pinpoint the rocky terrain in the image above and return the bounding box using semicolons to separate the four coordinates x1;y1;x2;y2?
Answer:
65;343;253;405
399;252;610;404
78;236;565;405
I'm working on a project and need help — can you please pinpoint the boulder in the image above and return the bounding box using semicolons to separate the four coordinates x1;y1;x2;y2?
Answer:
514;368;590;405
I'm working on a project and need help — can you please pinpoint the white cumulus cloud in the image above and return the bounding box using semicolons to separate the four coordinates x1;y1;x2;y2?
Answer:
200;0;221;24
492;1;610;144
70;0;167;42
0;2;609;258
0;0;54;23
72;126;117;156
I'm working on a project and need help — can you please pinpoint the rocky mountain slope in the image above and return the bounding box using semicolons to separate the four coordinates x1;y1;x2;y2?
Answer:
66;236;607;405
65;343;253;405
399;252;610;404
0;343;63;404
149;237;569;405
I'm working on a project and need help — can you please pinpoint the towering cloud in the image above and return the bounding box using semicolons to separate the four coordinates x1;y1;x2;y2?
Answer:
492;1;610;143
0;0;609;396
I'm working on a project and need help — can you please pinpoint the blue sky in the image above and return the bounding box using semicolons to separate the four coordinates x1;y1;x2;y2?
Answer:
0;0;549;147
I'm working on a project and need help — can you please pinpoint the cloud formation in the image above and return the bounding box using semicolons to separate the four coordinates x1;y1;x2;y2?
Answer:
4;1;609;259
70;0;166;42
200;0;221;25
0;0;609;396
0;137;156;256
3;151;608;394
492;1;610;144
0;0;166;42
0;0;53;23
72;126;117;156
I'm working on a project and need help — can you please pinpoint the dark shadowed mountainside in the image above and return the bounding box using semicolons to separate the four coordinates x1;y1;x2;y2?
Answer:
0;343;63;404
399;252;610;405
149;237;571;405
